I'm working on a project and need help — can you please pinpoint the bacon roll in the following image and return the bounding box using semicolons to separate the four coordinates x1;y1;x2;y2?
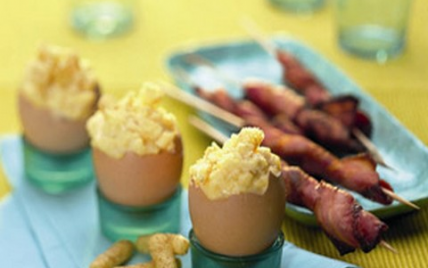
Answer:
282;166;388;255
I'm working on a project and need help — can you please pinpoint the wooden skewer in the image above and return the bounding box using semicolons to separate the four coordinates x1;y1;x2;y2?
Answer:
380;240;399;254
189;115;400;255
241;18;393;171
352;128;393;170
189;116;229;144
240;17;277;56
158;81;244;128
381;187;420;210
184;54;241;88
171;66;198;87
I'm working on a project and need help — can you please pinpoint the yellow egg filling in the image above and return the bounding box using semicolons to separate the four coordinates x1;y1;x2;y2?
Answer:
189;127;281;200
20;44;98;120
87;83;180;159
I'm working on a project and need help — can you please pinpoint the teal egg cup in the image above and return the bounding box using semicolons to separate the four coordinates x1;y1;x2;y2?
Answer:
96;185;182;242
22;137;94;194
189;229;284;268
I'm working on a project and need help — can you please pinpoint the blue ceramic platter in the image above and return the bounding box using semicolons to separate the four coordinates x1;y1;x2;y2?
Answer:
165;36;428;226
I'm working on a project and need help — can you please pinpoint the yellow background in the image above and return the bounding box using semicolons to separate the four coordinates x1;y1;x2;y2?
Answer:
1;0;427;267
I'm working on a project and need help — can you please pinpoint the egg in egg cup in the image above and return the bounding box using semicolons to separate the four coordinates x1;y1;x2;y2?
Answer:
18;44;100;194
188;128;286;267
87;83;184;242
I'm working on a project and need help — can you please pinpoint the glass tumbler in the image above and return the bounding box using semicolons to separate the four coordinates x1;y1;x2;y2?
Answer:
334;0;413;62
70;0;136;39
269;0;325;13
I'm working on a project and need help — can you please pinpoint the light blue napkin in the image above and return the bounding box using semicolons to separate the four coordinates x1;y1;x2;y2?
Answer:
0;135;359;268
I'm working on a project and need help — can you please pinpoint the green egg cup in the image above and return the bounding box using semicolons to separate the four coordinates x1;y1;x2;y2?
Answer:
189;229;284;268
96;185;182;242
22;137;94;194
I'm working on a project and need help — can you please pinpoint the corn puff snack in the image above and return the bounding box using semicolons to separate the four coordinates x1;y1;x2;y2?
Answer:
134;233;189;268
90;240;134;268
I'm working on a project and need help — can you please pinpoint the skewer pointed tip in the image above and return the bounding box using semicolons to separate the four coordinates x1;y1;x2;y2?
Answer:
377;160;396;171
351;128;395;171
380;240;399;254
381;187;420;210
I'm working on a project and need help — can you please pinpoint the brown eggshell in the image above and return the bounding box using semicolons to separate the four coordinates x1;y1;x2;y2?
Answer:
18;89;99;154
189;175;286;256
93;137;183;207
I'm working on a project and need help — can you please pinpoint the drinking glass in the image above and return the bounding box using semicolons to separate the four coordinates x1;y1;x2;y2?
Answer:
334;0;413;62
70;0;136;39
269;0;325;13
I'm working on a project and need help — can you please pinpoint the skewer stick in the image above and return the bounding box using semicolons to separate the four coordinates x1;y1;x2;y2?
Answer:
184;54;241;88
241;18;392;170
158;81;244;128
381;187;420;210
352;128;392;170
172;66;198;88
188;116;229;144
240;17;277;56
380;240;399;254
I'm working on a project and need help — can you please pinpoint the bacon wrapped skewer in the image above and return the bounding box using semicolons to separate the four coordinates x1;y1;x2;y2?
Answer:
251;117;393;205
243;79;365;154
276;50;373;137
282;166;388;255
196;86;303;135
276;50;331;106
181;53;370;153
196;87;394;205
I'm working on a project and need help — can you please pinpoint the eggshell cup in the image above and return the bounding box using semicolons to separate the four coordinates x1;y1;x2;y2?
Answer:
18;86;100;154
189;175;286;257
93;137;183;207
18;93;90;154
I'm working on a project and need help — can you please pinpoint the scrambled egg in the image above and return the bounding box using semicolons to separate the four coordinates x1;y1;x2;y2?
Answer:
189;127;281;200
20;44;98;120
86;83;180;159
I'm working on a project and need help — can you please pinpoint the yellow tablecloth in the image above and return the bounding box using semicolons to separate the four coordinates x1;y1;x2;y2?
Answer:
1;0;427;267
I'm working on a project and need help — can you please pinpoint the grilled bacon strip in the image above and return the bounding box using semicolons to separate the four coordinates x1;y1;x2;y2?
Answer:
276;50;330;105
195;88;393;205
244;79;305;119
271;113;303;135
242;79;364;154
275;50;373;137
249;115;393;205
315;95;360;130
316;96;373;138
282;166;388;255
295;108;364;154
